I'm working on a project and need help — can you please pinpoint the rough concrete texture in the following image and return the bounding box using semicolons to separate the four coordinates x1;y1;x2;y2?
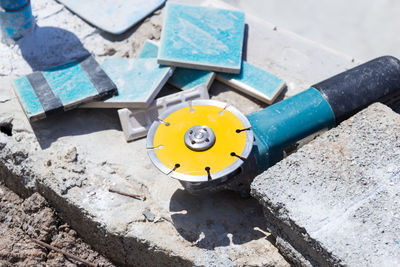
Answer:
0;0;359;266
251;103;400;266
0;183;113;266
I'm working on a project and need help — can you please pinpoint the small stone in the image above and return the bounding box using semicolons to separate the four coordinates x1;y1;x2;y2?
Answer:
64;147;78;163
103;165;116;174
72;166;85;174
142;209;155;222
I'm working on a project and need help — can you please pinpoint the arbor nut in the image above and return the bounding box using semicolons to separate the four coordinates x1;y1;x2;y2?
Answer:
184;125;216;151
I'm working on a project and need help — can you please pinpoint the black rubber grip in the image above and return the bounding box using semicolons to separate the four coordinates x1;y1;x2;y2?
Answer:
313;56;400;123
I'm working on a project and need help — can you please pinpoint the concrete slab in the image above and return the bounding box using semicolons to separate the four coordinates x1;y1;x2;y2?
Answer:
138;40;215;91
158;3;245;73
82;58;174;108
251;103;400;266
0;0;360;265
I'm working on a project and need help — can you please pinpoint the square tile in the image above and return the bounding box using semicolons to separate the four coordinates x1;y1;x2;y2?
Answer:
158;3;245;74
139;40;215;90
82;58;174;108
12;56;117;121
58;0;166;34
216;61;286;104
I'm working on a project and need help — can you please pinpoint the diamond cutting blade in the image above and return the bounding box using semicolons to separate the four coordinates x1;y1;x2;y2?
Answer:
146;99;253;182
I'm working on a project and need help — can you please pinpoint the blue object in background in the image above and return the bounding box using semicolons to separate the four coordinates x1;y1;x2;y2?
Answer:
158;3;245;74
139;40;215;91
0;0;28;11
0;0;34;40
58;0;165;34
216;61;286;104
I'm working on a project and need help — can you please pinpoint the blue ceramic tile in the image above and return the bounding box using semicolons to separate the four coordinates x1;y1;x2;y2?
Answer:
43;61;98;106
13;76;45;119
216;61;286;104
58;0;165;34
139;40;215;90
138;40;159;59
158;3;245;74
12;56;117;121
84;58;174;108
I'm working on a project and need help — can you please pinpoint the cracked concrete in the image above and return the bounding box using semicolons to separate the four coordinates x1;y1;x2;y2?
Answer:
0;0;359;266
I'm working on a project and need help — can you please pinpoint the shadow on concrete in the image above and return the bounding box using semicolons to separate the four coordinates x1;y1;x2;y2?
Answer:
169;189;270;250
17;25;90;71
97;2;166;42
30;108;121;149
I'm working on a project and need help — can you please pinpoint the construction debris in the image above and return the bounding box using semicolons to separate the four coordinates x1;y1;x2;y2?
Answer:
118;83;209;141
12;55;117;121
158;3;245;73
82;58;174;108
138;40;216;91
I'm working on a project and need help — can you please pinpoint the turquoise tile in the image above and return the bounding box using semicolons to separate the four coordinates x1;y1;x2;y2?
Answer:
168;68;214;91
13;76;45;119
139;40;215;90
84;58;174;108
43;61;98;106
138;40;159;58
12;56;117;121
158;3;245;74
216;61;286;104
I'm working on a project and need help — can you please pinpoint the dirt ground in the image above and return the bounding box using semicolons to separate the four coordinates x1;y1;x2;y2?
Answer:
0;182;114;266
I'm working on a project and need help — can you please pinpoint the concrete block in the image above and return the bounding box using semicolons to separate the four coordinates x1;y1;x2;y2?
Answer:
118;84;209;141
216;61;286;104
251;103;400;266
58;0;166;34
139;40;215;91
158;3;245;73
82;58;174;108
12;55;117;121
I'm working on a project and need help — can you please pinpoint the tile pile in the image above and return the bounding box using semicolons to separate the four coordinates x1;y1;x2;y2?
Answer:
12;2;286;141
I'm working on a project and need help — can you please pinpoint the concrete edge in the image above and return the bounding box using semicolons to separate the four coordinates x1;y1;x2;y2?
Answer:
0;134;192;267
250;188;343;267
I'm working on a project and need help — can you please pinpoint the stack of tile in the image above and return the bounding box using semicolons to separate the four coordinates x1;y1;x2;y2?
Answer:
12;3;286;142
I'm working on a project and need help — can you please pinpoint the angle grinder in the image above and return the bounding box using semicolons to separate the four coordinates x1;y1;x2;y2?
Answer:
147;56;400;195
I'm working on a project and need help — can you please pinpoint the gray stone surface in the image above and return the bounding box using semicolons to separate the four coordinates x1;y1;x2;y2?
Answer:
251;103;400;266
0;0;359;266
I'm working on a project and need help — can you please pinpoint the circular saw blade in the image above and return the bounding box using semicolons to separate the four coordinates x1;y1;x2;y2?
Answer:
147;100;253;182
